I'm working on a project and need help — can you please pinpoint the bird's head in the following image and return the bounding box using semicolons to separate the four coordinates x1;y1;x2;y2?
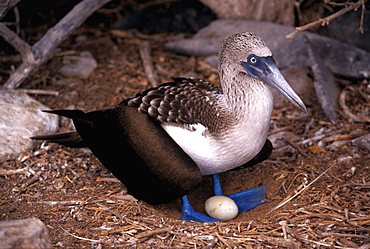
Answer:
219;32;307;113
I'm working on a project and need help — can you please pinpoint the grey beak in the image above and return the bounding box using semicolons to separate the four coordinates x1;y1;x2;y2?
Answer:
241;56;307;113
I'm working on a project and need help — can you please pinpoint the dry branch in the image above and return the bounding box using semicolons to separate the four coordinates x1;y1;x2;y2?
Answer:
139;41;160;87
0;0;111;90
59;225;102;243
135;227;172;239
0;167;27;175
338;86;370;122
287;0;368;39
0;23;36;62
16;89;59;96
0;0;21;20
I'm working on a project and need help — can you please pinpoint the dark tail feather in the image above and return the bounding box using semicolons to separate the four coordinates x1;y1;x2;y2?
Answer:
43;109;93;124
31;131;86;147
31;109;91;147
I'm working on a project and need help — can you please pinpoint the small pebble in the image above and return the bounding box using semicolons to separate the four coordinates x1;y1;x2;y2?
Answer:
60;51;98;79
353;134;370;151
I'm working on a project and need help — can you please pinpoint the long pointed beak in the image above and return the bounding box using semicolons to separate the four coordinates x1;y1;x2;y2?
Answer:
241;56;307;113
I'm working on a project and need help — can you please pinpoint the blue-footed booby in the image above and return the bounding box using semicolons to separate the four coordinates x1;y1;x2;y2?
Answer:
33;32;307;222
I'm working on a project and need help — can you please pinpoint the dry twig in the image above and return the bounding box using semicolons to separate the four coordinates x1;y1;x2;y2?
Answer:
284;139;308;157
338;86;370;122
135;227;172;239
16;89;59;96
267;163;335;214
0;0;111;89
21;171;42;189
59;225;102;243
287;0;368;39
0;167;27;175
139;41;160;87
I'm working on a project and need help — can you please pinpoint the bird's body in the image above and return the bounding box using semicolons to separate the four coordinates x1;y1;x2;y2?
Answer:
34;32;307;222
159;80;273;175
126;77;273;175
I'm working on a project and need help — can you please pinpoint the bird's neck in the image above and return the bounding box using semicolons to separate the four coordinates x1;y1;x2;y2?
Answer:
219;68;274;123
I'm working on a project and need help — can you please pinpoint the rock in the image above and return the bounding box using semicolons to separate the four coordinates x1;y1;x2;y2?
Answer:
317;9;370;53
353;134;370;151
167;38;221;57
0;90;59;162
203;55;218;68
75;35;88;43
0;218;53;249
165;19;370;79
59;51;98;79
305;36;340;123
273;67;314;109
199;0;295;26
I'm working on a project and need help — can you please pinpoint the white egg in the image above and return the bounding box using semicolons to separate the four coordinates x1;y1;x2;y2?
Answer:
205;196;239;221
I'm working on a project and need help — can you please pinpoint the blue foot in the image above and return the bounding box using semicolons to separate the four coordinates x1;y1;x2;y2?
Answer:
181;175;267;223
181;196;220;223
227;185;267;213
212;174;267;214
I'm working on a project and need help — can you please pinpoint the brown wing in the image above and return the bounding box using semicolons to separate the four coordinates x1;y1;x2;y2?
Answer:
125;77;226;131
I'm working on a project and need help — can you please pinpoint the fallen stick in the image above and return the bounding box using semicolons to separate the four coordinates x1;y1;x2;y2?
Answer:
135;227;172;239
0;22;36;63
139;41;160;87
16;89;59;96
59;225;102;243
266;163;335;215
1;0;111;90
0;167;27;175
20;171;41;189
287;0;368;39
338;86;370;123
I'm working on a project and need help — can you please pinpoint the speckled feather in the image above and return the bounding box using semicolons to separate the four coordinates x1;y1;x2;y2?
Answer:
125;77;230;133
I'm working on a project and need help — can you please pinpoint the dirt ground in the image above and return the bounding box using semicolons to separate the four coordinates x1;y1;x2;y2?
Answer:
1;17;369;249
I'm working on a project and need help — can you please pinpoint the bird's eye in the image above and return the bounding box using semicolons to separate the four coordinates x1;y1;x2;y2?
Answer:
249;55;257;64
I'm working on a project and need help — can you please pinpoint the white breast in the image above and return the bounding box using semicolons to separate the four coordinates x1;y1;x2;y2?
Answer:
161;123;216;174
161;120;268;175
